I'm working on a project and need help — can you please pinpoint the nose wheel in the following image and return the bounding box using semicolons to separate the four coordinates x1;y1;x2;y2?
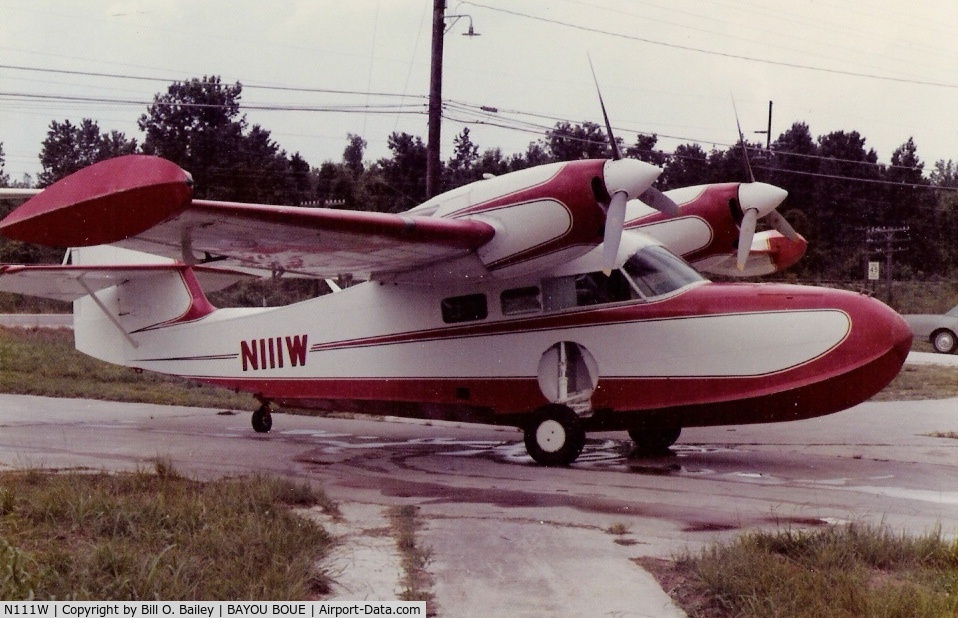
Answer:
251;404;273;433
524;405;586;466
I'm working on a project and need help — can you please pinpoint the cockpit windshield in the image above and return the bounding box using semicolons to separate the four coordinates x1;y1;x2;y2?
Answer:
621;245;704;298
541;245;703;312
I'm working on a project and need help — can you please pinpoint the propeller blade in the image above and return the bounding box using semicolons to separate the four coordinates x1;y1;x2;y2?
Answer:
638;187;679;217
731;97;756;183
603;191;628;270
767;209;800;242
589;56;621;160
737;208;759;271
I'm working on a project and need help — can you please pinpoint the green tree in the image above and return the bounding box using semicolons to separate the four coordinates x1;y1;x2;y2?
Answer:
546;121;611;161
38;119;138;186
343;133;366;176
138;76;309;204
374;132;428;211
446;127;480;189
813;130;881;277
0;143;9;187
930;160;958;189
885;138;936;276
660;143;710;189
625;134;668;167
476;148;513;178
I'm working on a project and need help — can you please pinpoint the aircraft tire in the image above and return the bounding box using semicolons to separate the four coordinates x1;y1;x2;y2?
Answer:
524;405;586;466
932;329;957;354
252;405;273;433
628;426;681;452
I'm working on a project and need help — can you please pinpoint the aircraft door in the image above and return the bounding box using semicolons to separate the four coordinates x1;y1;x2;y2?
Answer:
537;341;598;416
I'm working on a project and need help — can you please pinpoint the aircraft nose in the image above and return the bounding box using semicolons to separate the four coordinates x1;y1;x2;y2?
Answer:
850;295;913;389
889;306;914;358
738;182;788;217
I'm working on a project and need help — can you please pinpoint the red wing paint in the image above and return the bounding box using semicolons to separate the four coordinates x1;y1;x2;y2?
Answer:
0;156;193;247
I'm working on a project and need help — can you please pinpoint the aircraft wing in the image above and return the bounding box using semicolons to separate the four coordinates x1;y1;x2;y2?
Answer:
117;199;496;279
0;156;496;281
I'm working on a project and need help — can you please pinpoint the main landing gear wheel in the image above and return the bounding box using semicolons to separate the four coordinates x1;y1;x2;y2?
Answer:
932;329;957;354
628;426;681;453
251;404;273;433
524;405;586;466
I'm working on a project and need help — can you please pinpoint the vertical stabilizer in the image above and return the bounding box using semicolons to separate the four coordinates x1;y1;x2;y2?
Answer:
72;248;215;365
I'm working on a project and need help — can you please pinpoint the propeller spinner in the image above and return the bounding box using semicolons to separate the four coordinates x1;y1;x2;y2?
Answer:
735;182;790;270
731;99;798;270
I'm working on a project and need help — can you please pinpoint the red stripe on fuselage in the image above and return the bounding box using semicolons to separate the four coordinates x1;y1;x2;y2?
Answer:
186;282;910;424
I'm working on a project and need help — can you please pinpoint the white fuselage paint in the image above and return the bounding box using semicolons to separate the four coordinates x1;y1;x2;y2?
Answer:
77;276;849;386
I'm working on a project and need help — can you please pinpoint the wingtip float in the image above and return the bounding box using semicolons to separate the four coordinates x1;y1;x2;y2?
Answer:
0;155;193;247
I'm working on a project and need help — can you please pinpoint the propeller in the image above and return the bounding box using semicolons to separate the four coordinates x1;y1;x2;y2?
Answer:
731;98;798;270
589;57;675;270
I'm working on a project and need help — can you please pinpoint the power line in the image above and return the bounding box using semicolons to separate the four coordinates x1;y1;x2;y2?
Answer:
468;2;958;91
0;62;936;175
0;92;427;115
1;67;946;190
0;64;429;101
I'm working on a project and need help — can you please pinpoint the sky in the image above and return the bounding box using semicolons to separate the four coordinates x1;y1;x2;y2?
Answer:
2;0;958;184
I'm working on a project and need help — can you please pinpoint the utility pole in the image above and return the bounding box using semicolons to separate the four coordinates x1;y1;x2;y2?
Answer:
865;226;910;306
427;0;446;199
426;1;479;199
753;101;773;150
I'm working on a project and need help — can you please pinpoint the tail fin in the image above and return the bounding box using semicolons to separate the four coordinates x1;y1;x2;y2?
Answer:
74;263;216;363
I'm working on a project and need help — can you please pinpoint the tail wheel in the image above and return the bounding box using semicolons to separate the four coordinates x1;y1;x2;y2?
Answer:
932;329;957;354
628;426;681;452
252;404;273;433
524;405;586;466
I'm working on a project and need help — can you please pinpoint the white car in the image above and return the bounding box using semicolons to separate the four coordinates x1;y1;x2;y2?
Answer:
904;305;958;353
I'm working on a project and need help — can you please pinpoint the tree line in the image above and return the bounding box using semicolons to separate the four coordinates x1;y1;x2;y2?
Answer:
2;75;958;282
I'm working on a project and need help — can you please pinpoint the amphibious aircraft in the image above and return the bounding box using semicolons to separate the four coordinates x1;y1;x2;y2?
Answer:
0;146;911;465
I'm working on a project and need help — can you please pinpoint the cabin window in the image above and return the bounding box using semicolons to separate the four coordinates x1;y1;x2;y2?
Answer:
542;271;636;311
441;293;488;323
501;286;542;315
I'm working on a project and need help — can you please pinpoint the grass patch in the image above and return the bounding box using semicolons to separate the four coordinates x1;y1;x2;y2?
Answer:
872;363;958;401
387;505;433;606
607;522;631;536
0;327;253;409
0;465;336;600
926;431;958;440
641;523;958;618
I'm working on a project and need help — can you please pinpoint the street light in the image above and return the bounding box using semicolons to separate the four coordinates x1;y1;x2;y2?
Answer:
445;14;480;37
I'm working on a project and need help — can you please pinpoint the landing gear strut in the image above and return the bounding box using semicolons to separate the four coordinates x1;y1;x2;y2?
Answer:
251;403;273;433
524;405;586;466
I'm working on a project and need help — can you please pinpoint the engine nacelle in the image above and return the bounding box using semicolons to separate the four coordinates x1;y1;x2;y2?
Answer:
625;182;804;276
431;159;660;278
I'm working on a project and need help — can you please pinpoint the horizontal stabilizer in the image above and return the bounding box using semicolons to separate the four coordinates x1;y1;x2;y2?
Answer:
0;263;251;302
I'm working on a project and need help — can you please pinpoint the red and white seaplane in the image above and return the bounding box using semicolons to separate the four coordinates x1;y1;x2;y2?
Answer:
0;142;911;465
